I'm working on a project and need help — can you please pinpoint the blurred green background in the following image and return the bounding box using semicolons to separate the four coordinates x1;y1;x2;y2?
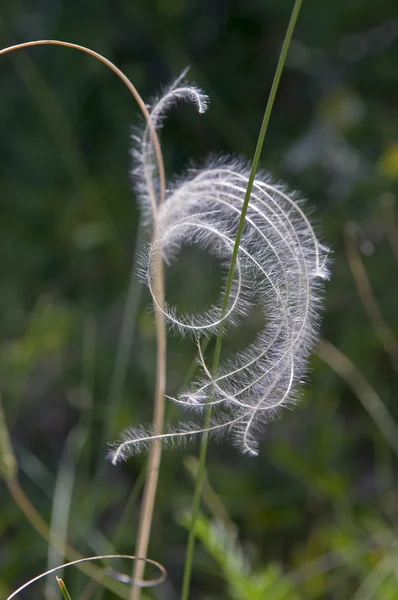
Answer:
1;0;398;598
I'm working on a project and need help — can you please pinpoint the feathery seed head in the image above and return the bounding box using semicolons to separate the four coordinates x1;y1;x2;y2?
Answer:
109;76;330;465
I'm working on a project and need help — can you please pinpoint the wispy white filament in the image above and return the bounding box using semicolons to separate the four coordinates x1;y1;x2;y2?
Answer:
109;76;329;465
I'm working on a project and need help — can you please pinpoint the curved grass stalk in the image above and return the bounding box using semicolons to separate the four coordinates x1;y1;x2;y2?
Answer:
0;39;167;600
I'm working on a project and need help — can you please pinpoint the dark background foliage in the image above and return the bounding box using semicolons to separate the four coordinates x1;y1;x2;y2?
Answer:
1;0;398;598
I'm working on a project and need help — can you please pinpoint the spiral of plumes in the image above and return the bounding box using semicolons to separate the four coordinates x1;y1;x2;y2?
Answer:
109;80;329;465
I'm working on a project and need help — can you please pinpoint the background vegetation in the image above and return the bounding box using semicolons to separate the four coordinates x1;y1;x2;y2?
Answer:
1;0;398;598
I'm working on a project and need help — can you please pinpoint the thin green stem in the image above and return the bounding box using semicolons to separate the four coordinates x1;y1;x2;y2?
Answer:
180;1;304;598
180;406;213;600
57;577;73;600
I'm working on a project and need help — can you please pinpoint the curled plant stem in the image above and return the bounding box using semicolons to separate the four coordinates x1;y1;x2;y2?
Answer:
345;222;398;375
0;399;163;598
6;552;166;600
180;1;304;598
4;477;128;598
1;395;132;597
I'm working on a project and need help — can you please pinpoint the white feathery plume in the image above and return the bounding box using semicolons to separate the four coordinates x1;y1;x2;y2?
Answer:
109;76;330;465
